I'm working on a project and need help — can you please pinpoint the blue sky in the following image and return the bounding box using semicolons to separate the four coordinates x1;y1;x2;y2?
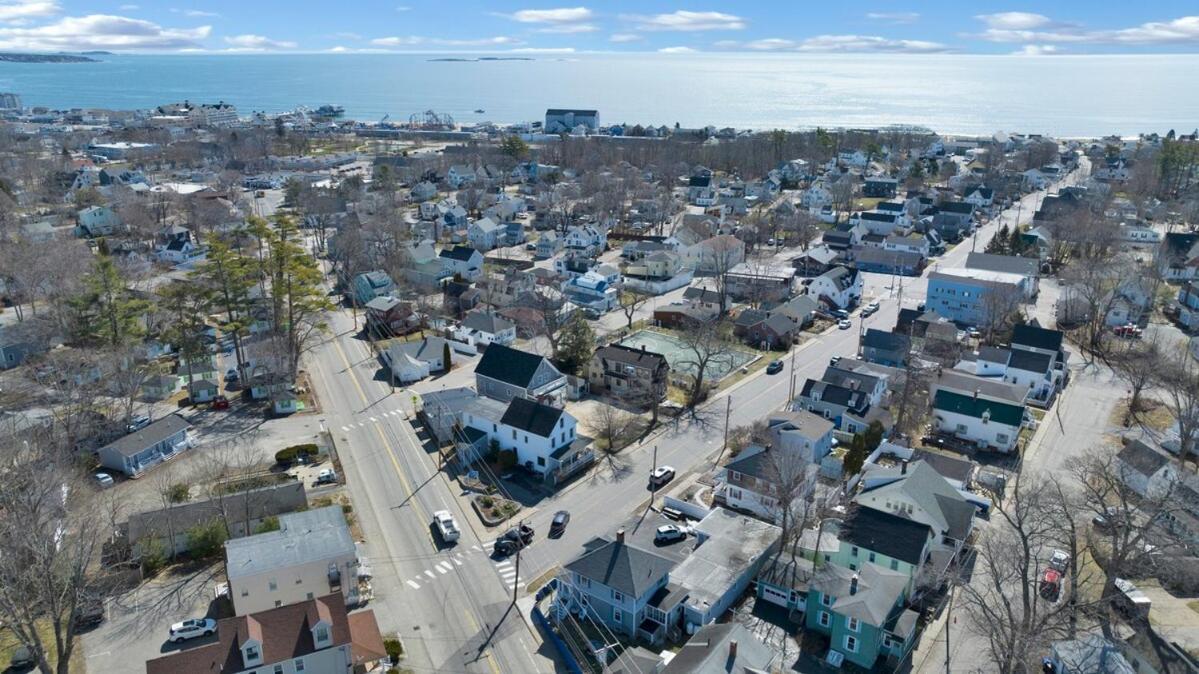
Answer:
1;1;1198;54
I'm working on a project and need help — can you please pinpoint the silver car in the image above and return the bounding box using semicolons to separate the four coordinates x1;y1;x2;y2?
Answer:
169;617;216;643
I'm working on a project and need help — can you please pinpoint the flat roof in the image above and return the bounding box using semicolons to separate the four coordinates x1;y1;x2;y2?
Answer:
224;506;355;580
930;267;1025;285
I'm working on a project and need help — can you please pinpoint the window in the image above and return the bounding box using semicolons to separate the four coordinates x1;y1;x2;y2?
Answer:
268;579;277;592
890;559;899;571
845;635;858;653
274;665;283;674
612;590;623;603
868;552;876;563
306;592;314;600
818;611;830;627
512;429;517;439
294;658;305;672
613;607;623;623
315;626;329;643
537;456;546;466
996;433;1009;444
847;617;860;633
821;594;834;607
244;646;260;661
849;563;857;571
729;470;741;481
883;635;894;649
850;546;859;557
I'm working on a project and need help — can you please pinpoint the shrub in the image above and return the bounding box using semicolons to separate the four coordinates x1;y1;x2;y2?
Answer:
187;518;229;559
384;638;403;662
480;495;495;509
275;443;319;465
254;516;280;534
140;536;168;574
497;449;517;470
167;483;190;503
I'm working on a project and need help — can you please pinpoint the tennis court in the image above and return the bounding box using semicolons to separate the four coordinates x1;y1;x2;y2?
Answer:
617;330;756;382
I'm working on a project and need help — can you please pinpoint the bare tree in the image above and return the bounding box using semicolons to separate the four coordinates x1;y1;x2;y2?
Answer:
106;346;159;427
617;289;650;332
1110;336;1164;423
1151;349;1199;465
587;403;644;455
675;316;735;410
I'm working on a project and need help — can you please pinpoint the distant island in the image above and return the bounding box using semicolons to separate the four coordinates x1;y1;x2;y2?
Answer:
0;53;97;63
427;57;533;62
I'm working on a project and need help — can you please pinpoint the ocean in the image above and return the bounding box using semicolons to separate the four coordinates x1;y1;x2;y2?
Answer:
1;52;1196;137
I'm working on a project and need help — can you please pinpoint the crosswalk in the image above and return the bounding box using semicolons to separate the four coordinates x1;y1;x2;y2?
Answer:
396;547;523;594
339;408;407;432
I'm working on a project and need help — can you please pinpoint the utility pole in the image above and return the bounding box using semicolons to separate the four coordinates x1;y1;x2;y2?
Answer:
944;589;953;673
512;522;522;606
647;445;659;514
722;397;732;455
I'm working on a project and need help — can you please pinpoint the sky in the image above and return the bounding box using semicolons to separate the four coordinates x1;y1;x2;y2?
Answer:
1;1;1199;55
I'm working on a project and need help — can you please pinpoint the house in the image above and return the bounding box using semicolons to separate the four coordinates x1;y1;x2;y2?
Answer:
562;271;619;313
687;175;717;206
853;461;977;556
715;443;819;522
820;365;889;408
125;481;307;557
460;397;592;480
795;379;877;434
190;378;219;403
458;309;516;347
682;286;730;314
734;309;804;350
141;373;181;400
661;623;777;674
225;506;361;615
409;180;438;202
926;268;1027;327
883;233;930;257
955;345;1059;403
545;108;599;134
931;388;1027;452
96;414;192;477
859;211;904;236
791;245;839;277
383;336;450;383
439;245;484;282
623;251;692;295
964;252;1039;299
474;343;567;406
446;164;476;188
563;225;607;256
1178;282;1199;330
350;270;395;307
144;593;385;674
588;344;669;406
860;329;910;367
807;265;863;310
75;205;120;238
852;246;924;276
863;177;899;198
805;562;919;669
468;217;503;250
724;263;797;304
1158;232;1199;281
671;508;781;628
1116;439;1179;499
365;296;420;335
418;387;486;444
682;235;745;275
833;506;934;587
534;231;563;258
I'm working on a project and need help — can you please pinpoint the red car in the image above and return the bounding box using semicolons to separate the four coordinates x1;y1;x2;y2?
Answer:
1113;324;1143;339
212;395;230;410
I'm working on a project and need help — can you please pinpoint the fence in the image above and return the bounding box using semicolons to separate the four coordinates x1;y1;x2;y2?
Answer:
531;606;585;674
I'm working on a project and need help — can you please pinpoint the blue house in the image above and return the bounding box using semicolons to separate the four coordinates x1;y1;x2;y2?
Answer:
97;414;192;477
351;270;395;307
926;267;1026;327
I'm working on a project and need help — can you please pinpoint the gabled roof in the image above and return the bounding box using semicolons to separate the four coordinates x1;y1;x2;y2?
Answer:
857;462;975;541
938;200;975;215
474;343;556;388
500;397;567;437
439;245;480;262
817;265;859;291
965;252;1038;277
661;622;777;674
564;539;677;597
810;562;908;627
933;389;1024;426
862;328;910;353
800;379;869;412
1011;324;1064;353
1117;439;1171;478
595;343;668;370
461;309;514;335
100;414;189;458
1007;348;1052;374
840;505;932;566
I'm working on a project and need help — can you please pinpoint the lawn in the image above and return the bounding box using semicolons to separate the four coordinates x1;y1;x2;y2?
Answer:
0;620;84;671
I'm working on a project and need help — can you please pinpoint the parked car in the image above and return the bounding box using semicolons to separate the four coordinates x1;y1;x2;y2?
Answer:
1039;568;1062;602
168;617;216;643
765;360;784;375
1049;549;1070;573
649;465;676;488
966;327;981;339
829;356;841;367
654;524;687;543
212;395;230;410
861;305;878;318
494;524;535;556
225;368;240;383
9;646;34;669
433;510;460;543
832;309;850;320
72;600;105;632
866;300;880;312
94;472;114;489
1113;324;1143;339
837;319;852;330
126;415;151;433
314;468;337;485
549;510;571;538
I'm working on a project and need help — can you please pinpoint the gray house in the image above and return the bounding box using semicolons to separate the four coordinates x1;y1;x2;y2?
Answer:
861;328;911;367
97;414;192;477
474;343;567;407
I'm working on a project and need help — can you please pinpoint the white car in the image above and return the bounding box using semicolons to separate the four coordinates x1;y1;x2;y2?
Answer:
655;524;687;543
837;319;852;330
1049;549;1071;573
168;617;216;643
433;510;460;543
866;300;880;312
649;465;676;487
94;473;114;489
315;468;337;485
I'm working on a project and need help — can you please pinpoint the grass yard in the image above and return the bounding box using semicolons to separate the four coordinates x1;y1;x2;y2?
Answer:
0;620;84;671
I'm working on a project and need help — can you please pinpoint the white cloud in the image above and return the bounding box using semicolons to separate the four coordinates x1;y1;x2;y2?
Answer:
975;12;1053;30
0;0;60;23
657;46;697;53
536;23;596;34
370;35;523;48
865;12;919;24
510;7;592;24
609;32;640;42
509;47;575;53
1013;44;1058;55
744;38;797;50
0;14;210;50
169;8;220;18
976;14;1199;45
626;11;745;32
796;34;949;53
118;4;139;10
327;45;348;52
224;34;296;49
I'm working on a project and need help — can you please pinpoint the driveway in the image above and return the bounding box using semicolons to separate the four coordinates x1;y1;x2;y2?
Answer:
81;564;224;674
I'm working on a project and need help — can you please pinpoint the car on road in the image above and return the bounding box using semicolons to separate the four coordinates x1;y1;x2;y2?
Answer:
765;360;784;375
649;465;676;488
829;356;841;367
837;319;852;330
549;510;571;537
94;472;114;489
225;368;240;383
1049;549;1070;573
494;524;535;556
168;617;216;643
433;510;460;543
861;305;877;318
212;395;230;410
832;309;850;320
126;415;151;433
654;524;687;543
866;300;880;312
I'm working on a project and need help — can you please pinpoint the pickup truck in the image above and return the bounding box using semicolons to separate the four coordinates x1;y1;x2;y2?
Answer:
433;510;460;543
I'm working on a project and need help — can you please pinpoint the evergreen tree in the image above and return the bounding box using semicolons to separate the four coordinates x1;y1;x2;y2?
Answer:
70;255;150;347
554;311;595;376
843;434;869;478
159;280;212;402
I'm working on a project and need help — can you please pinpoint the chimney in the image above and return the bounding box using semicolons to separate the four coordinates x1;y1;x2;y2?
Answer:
901;460;908;475
641;344;646;353
728;640;738;660
616;528;625;543
973;388;980;400
850;574;860;596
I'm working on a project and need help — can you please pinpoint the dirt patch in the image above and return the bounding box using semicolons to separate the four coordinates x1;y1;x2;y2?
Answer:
1109;397;1172;431
472;494;521;527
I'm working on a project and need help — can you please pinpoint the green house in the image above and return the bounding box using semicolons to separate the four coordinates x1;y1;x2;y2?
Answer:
829;505;934;594
805;562;920;669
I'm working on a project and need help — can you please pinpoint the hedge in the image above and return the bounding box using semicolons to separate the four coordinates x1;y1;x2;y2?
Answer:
274;443;319;464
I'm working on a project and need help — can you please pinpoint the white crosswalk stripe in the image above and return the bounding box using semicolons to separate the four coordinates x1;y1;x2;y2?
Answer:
424;570;436;579
369;416;377;422
406;580;420;589
340;426;350;432
453;557;464;566
436;562;452;574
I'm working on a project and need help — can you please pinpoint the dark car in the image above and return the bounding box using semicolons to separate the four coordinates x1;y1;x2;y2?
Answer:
829;356;841;367
549;511;571;537
765;360;784;375
72;600;105;632
494;524;535;556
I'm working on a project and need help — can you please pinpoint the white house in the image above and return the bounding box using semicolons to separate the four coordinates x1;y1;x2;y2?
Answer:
931;389;1027;453
156;236;204;264
964;186;995;208
1116;439;1179;499
462;397;586;477
457;309;516;347
76;205;121;238
802;185;833;209
439;245;484;282
468;217;503;250
562;270;619;313
853;461;977;555
1023;169;1052;190
564;225;607;256
447;164;476;188
807;265;862;310
682;234;745;274
383;336;450;383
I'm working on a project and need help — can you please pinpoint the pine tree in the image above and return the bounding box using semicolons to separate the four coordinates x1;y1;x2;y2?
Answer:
70;255;150;347
554;311;596;376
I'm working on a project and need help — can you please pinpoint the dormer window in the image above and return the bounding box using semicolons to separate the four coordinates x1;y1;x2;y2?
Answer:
314;624;330;647
241;641;262;668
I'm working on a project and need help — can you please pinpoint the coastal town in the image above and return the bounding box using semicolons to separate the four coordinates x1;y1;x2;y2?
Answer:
3;93;1199;674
